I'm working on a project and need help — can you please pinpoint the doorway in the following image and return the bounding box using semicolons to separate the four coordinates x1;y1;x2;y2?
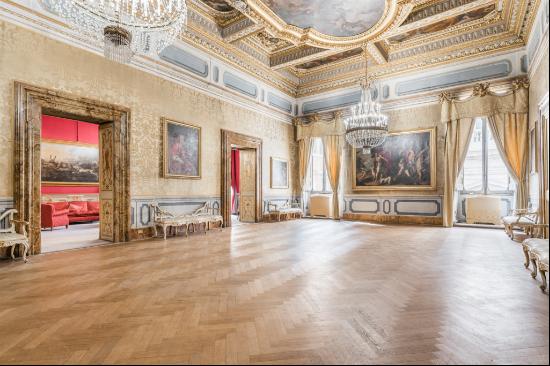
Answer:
230;148;258;225
221;130;262;227
14;83;131;255
39;115;107;252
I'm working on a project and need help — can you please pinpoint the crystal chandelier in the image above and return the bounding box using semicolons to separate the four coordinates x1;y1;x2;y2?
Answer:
40;0;188;63
344;51;389;153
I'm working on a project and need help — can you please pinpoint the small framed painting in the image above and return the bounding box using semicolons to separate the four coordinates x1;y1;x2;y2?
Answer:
41;140;99;186
163;118;201;179
270;157;289;189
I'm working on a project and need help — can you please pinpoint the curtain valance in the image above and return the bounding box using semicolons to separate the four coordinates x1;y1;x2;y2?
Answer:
440;79;529;123
295;113;346;141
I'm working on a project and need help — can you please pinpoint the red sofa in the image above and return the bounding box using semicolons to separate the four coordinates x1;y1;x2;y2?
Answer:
41;201;100;230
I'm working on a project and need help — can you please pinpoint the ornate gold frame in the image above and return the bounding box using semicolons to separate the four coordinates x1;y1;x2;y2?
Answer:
162;118;202;179
270;157;289;189
352;127;437;191
41;138;100;186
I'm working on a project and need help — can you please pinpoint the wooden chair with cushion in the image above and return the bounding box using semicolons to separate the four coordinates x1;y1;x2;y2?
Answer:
0;209;30;262
522;224;549;293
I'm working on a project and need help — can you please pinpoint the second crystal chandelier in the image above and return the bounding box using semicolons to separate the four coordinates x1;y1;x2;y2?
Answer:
40;0;188;64
344;48;389;153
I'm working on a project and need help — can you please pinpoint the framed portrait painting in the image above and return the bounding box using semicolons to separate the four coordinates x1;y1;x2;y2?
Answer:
41;140;99;186
352;127;436;191
163;118;201;179
270;157;289;189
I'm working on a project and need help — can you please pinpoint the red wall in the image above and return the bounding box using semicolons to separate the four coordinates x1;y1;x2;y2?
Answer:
41;115;99;195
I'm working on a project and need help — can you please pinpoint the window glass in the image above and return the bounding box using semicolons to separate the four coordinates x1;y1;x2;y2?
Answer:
487;127;513;192
461;119;483;192
308;138;330;192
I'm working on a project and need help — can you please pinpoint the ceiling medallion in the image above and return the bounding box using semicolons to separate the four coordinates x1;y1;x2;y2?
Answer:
344;49;389;153
40;0;188;64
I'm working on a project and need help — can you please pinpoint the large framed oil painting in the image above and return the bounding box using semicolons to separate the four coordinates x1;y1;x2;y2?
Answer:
163;118;201;179
353;128;436;191
41;140;99;185
270;157;289;189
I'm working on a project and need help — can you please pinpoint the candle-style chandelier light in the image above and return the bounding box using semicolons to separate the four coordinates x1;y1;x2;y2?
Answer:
39;0;188;64
344;49;389;153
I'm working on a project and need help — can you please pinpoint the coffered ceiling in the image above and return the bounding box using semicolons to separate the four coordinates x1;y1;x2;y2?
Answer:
186;0;538;97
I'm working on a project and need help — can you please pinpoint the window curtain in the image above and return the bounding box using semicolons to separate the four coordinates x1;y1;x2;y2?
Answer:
298;137;313;210
322;135;344;219
442;117;475;227
440;78;529;227
231;149;240;214
296;113;346;213
487;113;529;209
539;116;549;234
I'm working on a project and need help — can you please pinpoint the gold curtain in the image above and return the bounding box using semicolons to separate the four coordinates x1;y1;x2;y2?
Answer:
298;137;313;205
443;117;475;227
322;135;344;219
487;113;529;209
539;116;549;231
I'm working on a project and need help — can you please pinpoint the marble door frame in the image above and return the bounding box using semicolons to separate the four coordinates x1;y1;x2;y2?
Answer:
14;82;132;254
221;130;263;227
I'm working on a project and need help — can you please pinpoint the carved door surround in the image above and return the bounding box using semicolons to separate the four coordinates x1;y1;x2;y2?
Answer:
221;130;263;227
14;82;131;254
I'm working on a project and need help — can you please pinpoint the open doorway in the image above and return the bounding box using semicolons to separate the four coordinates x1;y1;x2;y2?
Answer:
39;115;107;252
14;83;131;256
221;130;262;227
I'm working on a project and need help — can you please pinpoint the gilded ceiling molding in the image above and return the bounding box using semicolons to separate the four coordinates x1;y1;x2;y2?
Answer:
232;0;404;49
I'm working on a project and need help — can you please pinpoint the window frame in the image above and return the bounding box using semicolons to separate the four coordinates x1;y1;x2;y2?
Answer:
458;117;515;195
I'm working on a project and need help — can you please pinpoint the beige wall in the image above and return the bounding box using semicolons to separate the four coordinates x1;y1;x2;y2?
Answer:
344;103;445;196
0;21;296;201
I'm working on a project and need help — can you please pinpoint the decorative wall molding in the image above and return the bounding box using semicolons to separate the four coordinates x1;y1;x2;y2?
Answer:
0;198;14;230
344;195;443;217
131;196;222;228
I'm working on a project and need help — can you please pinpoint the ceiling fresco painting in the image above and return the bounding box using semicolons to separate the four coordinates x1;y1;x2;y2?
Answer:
262;0;387;37
295;47;364;70
388;4;497;44
200;0;234;12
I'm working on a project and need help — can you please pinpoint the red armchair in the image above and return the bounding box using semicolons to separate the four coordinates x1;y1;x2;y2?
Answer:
41;203;70;230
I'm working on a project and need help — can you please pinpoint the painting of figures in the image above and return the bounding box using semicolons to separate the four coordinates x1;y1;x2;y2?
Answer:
271;157;289;189
163;118;201;179
353;128;436;190
41;141;99;185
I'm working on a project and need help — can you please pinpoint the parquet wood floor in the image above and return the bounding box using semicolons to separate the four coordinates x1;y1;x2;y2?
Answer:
0;220;548;364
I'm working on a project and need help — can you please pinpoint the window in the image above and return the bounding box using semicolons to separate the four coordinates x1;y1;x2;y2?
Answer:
306;138;331;193
458;117;514;194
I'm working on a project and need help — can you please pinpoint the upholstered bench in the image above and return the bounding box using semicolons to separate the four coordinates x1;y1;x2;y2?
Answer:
267;200;303;221
522;237;549;293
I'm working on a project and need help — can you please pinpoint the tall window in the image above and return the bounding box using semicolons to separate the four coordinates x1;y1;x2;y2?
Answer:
458;118;514;194
306;138;331;193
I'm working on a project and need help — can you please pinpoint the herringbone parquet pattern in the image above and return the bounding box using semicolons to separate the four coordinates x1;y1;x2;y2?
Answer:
0;220;548;364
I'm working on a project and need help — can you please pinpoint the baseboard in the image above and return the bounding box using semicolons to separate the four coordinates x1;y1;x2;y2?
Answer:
343;213;443;226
